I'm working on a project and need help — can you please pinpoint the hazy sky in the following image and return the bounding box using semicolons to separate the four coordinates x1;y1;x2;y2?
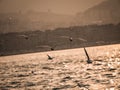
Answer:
0;0;105;15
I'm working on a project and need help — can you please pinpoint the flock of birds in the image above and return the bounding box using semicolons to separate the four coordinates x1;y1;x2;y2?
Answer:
18;34;92;64
1;34;92;64
46;47;92;64
44;36;92;64
31;36;92;75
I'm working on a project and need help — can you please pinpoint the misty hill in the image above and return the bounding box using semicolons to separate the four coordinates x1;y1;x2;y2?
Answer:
0;11;74;33
75;0;120;25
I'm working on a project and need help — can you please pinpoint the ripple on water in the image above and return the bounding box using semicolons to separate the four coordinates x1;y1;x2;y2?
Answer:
102;73;116;78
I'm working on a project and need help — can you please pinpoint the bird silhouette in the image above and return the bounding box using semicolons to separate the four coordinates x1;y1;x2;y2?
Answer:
18;35;29;40
36;45;57;51
69;37;73;42
50;45;57;51
51;47;54;51
47;54;54;60
60;36;87;42
78;38;87;42
60;36;73;42
83;47;92;64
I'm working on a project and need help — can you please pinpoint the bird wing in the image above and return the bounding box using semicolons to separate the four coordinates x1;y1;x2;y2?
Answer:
60;36;70;39
78;38;87;42
18;35;28;38
84;47;90;60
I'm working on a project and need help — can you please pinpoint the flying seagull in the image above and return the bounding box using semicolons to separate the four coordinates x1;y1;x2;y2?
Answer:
78;38;87;42
69;37;73;42
60;36;73;42
36;45;57;51
83;47;92;64
18;35;29;40
50;47;55;51
50;45;57;51
60;36;87;42
47;54;54;60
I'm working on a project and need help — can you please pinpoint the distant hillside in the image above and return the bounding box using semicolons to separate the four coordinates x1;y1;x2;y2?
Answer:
0;11;74;33
1;0;120;33
0;23;120;56
75;0;120;25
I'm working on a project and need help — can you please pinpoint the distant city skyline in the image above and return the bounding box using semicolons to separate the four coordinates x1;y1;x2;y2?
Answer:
0;0;105;15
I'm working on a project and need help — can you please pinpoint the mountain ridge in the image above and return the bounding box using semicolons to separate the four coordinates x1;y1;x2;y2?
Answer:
75;0;120;25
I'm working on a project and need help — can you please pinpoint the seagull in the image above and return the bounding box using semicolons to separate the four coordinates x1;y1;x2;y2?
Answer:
69;37;73;42
78;38;87;42
47;54;54;60
50;45;57;51
59;36;73;42
36;45;57;51
18;35;29;40
83;47;92;64
60;36;87;42
51;47;54;51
